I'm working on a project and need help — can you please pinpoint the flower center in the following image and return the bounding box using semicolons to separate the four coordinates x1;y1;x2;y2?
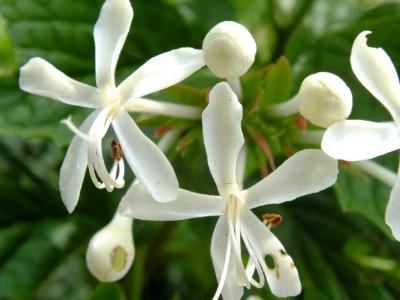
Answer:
100;86;124;116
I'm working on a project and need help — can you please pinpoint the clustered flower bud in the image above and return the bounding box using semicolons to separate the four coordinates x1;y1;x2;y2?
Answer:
298;72;352;128
86;216;134;282
202;21;256;79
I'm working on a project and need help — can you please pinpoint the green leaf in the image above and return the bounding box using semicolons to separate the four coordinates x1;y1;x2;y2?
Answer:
87;283;127;300
0;217;95;300
261;56;292;106
334;156;395;236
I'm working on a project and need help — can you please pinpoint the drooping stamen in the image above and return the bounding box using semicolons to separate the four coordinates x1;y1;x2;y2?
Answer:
88;159;106;189
226;196;249;287
241;227;265;288
61;116;96;142
212;237;232;300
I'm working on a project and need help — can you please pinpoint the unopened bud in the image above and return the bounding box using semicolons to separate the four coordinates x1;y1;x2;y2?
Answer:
86;215;134;282
202;21;256;78
298;72;352;128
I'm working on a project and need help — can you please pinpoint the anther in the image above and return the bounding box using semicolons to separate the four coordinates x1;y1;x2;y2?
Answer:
111;139;123;161
262;213;282;228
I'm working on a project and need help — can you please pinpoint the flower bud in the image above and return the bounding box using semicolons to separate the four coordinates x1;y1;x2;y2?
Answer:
86;215;134;282
202;21;256;78
298;72;352;128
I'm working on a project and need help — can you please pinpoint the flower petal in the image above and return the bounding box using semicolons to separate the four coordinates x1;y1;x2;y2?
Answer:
202;82;244;196
385;175;400;241
351;31;400;121
94;0;133;88
119;183;223;220
59;110;100;213
19;58;100;108
322;120;400;161
242;210;301;297
243;149;338;209
112;110;178;202
211;214;244;300
118;48;204;99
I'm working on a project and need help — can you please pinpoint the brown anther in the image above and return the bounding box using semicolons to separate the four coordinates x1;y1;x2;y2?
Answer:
262;213;282;228
111;139;123;161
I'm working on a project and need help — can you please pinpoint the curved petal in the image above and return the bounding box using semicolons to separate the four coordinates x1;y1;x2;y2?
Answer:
119;183;223;220
385;174;400;241
59;110;100;213
242;210;301;297
243;149;338;209
351;31;400;121
112;110;178;202
322;120;400;161
19;58;100;108
211;214;244;300
94;0;133;88
118;48;204;99
202;82;244;196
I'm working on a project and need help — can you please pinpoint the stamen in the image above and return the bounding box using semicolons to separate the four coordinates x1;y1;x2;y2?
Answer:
111;139;123;161
241;227;265;288
227;198;249;287
262;213;282;228
212;238;232;300
61;116;95;142
88;161;105;189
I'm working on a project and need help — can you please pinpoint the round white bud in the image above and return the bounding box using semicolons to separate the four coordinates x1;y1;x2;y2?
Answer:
202;21;256;78
86;215;134;282
298;72;352;128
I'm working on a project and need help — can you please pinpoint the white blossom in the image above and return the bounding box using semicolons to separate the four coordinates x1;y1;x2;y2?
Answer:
86;214;134;282
119;82;338;299
298;72;352;128
19;0;205;212
202;21;256;79
322;31;400;239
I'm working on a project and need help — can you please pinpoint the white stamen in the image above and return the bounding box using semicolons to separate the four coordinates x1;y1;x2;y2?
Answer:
88;160;106;189
212;237;232;300
241;227;265;288
227;197;249;287
61;116;96;142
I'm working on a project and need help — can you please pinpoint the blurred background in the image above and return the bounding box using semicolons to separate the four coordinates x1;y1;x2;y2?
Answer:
1;0;400;299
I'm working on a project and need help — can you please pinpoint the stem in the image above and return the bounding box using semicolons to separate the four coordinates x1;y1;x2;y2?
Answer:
353;160;397;187
266;95;299;118
292;130;324;145
125;98;202;120
227;77;242;100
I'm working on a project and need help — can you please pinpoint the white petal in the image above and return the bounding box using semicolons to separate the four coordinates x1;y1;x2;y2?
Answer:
19;58;100;108
211;214;244;300
202;82;244;196
243;149;338;209
94;0;133;88
236;146;246;191
385;175;400;241
59;111;100;213
322;120;400;161
351;31;400;121
112;110;178;202
242;210;301;297
119;183;223;220
118;48;204;99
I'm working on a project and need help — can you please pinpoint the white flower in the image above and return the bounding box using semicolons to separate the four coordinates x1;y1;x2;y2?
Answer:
86;214;134;282
202;21;256;79
298;72;352;128
321;31;400;239
119;82;338;299
19;0;205;212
